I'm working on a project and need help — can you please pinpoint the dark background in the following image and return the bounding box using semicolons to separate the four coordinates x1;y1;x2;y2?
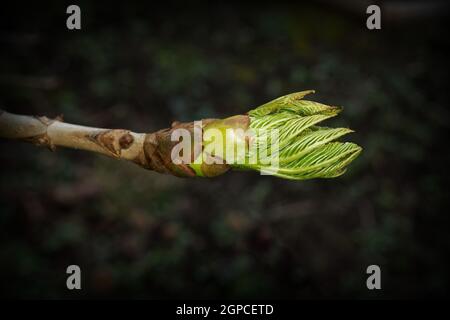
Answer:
1;1;449;299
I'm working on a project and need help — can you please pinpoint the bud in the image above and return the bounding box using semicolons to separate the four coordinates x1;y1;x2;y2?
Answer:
188;90;362;179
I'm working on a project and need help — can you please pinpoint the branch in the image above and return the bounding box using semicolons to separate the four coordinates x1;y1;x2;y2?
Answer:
0;91;363;180
0;109;145;160
0;109;206;177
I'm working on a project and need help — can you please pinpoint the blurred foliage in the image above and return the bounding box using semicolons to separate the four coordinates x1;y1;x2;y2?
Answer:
0;2;449;298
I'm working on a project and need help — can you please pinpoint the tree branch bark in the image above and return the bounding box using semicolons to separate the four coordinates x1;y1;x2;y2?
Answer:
0;109;145;160
0;109;216;177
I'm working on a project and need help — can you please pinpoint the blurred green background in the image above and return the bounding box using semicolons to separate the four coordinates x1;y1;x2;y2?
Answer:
1;1;449;298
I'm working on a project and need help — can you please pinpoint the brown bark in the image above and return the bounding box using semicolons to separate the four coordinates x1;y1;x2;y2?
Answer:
0;109;226;177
